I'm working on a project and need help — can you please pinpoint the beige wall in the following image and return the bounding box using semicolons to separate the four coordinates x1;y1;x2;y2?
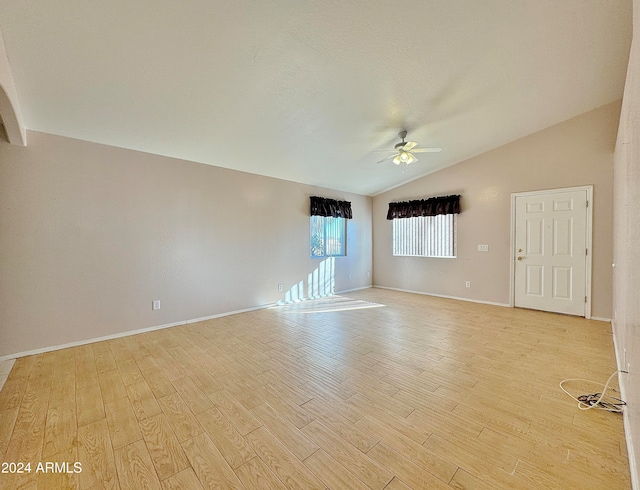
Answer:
613;0;640;483
373;101;619;319
0;131;372;357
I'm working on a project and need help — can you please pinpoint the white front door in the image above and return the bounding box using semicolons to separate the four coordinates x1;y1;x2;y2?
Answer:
513;188;589;316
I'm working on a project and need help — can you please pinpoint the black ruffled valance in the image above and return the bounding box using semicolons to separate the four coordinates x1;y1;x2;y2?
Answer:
387;194;460;220
310;196;353;219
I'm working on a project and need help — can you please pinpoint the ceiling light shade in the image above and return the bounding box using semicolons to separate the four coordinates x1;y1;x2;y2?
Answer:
392;151;416;165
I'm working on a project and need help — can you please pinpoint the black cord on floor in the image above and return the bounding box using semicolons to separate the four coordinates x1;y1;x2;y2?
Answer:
560;370;628;413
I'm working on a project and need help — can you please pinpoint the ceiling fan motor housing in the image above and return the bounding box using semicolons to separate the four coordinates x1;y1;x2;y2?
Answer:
395;131;409;150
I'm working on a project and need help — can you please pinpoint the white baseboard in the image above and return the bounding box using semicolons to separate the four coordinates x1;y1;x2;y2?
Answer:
373;285;511;308
186;303;276;324
612;323;639;490
0;303;276;362
0;320;186;362
591;316;613;322
335;285;373;294
625;412;639;490
0;288;375;362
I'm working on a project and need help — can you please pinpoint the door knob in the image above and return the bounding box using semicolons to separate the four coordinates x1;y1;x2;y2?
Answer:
517;256;524;260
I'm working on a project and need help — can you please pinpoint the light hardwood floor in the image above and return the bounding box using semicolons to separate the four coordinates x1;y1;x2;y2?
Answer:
0;288;631;489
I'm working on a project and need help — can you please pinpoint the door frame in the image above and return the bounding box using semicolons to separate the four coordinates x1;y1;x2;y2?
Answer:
509;185;593;318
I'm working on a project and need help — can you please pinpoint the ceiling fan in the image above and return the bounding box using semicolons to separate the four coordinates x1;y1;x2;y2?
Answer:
374;131;441;165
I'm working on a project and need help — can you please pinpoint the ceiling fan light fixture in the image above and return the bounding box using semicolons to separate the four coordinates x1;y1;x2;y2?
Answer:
392;151;416;165
375;130;439;166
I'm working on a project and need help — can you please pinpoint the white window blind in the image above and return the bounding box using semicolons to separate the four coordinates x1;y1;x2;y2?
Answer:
310;216;346;258
392;214;456;257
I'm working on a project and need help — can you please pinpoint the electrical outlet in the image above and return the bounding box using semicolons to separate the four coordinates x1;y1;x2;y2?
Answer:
278;284;283;292
465;281;471;288
152;300;160;310
477;244;489;252
367;271;371;278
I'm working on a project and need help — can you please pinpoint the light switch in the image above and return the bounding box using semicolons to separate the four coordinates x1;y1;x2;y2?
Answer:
478;244;489;252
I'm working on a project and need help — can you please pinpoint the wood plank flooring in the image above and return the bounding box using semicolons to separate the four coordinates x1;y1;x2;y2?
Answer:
0;288;631;489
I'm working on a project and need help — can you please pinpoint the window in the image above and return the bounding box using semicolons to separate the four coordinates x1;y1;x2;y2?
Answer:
309;195;351;258
310;215;346;258
392;214;457;257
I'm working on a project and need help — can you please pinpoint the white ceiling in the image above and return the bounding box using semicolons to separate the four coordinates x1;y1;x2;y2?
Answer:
0;1;632;196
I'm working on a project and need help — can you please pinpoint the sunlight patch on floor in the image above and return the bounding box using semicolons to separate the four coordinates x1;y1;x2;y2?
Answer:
271;294;384;314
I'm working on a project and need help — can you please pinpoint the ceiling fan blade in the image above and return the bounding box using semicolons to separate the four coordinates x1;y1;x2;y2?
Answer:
376;154;397;164
371;149;398;153
402;141;418;151
412;147;442;153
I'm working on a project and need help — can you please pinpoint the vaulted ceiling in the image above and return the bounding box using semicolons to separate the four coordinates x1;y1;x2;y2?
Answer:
0;1;632;195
